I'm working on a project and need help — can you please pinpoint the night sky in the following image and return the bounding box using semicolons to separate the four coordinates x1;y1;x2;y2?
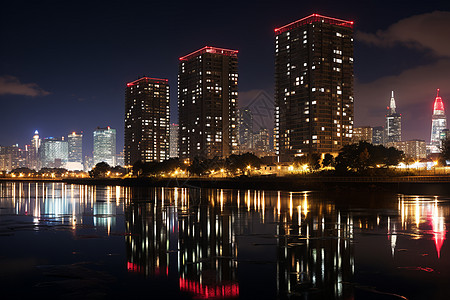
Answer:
1;0;449;157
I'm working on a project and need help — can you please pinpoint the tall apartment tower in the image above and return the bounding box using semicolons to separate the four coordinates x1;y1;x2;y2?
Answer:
93;127;116;166
274;14;354;161
385;91;401;143
125;77;170;165
430;89;447;153
178;46;238;159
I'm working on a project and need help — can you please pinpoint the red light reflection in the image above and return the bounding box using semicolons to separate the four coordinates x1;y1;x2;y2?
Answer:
179;278;239;299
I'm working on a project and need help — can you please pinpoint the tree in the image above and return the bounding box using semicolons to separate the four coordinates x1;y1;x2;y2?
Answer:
226;153;262;175
322;153;334;168
294;154;321;171
90;162;111;178
335;141;403;173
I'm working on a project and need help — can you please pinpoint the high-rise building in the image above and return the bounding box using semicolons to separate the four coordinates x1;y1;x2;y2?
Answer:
274;14;354;160
253;128;272;155
237;108;253;152
352;126;372;144
385;91;401;143
39;137;68;168
372;126;385;145
169;123;179;158
430;89;447;153
30;130;41;170
391;140;426;160
125;77;170;165
178;46;238;159
67;132;83;170
93;127;116;166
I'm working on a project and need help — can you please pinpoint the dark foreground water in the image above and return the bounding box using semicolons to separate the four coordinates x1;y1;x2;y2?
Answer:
0;182;449;299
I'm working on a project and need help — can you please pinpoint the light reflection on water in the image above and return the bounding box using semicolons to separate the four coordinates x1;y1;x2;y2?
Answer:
0;181;449;299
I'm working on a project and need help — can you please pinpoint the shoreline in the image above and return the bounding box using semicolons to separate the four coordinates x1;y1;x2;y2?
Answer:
2;176;450;195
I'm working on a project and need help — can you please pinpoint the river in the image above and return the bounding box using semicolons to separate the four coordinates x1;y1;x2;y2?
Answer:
0;181;449;299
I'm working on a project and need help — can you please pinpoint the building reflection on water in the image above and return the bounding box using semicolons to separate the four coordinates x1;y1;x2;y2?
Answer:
0;181;123;234
0;181;448;299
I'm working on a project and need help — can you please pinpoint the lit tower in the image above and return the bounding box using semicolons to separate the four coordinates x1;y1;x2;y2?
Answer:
430;89;447;153
385;91;401;143
125;77;170;165
274;14;354;160
178;46;238;159
31;130;41;170
32;130;41;154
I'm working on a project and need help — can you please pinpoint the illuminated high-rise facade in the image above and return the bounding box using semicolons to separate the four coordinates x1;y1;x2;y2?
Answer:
30;130;41;170
39;137;68;168
169;123;179;158
93;127;116;166
430;89;447;153
274;14;354;160
237;108;253;152
67;132;83;171
125;77;170;165
385;91;401;143
178;46;238;159
68;132;83;162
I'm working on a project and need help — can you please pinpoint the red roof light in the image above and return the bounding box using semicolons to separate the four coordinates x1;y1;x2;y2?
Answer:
275;13;354;34
127;77;169;87
179;46;238;61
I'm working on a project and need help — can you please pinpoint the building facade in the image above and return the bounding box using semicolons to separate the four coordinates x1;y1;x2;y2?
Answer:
67;132;83;170
372;126;385;145
253;128;272;155
39;137;68;168
430;89;447;153
352;126;372;144
391;140;426;160
178;46;238;159
274;14;354;160
237;108;253;152
385;91;401;143
30;130;41;170
169;123;179;158
93;127;116;166
125;77;170;165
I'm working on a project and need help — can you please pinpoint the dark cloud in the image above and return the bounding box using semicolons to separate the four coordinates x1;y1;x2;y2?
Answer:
0;75;50;97
356;11;450;58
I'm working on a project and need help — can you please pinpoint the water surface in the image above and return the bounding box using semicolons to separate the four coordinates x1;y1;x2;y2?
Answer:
0;181;449;299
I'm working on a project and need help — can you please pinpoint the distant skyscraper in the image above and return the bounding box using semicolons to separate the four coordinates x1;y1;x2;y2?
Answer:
274;14;354;160
125;77;170;165
178;46;238;159
31;130;41;170
385;91;401;143
430;89;447;153
93;127;116;166
169;123;179;158
372;126;385;145
352;126;372;144
391;140;426;160
254;128;272;155
238;108;253;152
67;132;83;165
39;137;68;168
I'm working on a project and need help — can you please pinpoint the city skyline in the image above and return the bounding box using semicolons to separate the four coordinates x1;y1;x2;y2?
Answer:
1;1;449;155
